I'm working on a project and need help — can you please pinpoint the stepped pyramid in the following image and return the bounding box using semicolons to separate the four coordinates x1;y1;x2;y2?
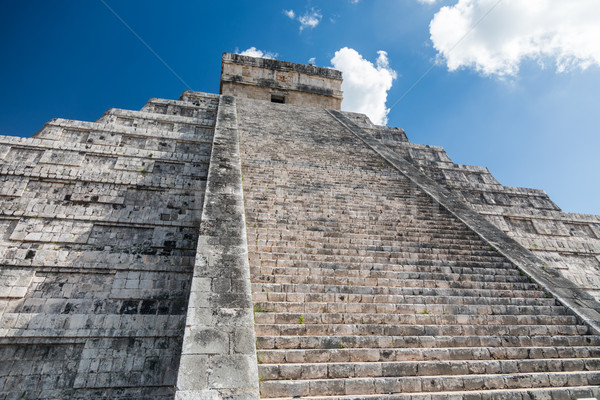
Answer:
0;53;599;399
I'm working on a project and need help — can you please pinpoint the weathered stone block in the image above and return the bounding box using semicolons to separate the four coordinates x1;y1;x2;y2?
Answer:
176;355;208;390
208;355;258;389
183;327;229;355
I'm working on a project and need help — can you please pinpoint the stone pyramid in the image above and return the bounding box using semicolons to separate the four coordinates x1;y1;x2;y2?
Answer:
0;53;599;399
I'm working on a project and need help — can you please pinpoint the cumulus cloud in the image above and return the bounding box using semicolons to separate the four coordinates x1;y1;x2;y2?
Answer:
430;0;600;76
331;47;397;125
308;57;316;65
236;47;277;60
299;9;322;30
284;8;322;31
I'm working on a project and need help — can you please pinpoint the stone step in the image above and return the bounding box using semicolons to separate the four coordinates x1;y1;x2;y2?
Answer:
248;226;495;241
246;217;489;232
178;90;220;105
251;270;529;285
250;242;503;255
251;299;561;314
246;209;465;221
140;98;217;120
258;358;600;381
263;386;600;400
247;232;499;247
239;97;598;399
244;202;467;214
251;265;523;281
249;247;506;261
251;273;532;288
246;211;485;224
247;219;487;231
245;202;471;213
96;108;214;127
250;260;519;275
251;283;546;299
256;346;600;364
248;226;486;239
243;182;434;192
243;187;443;198
249;240;501;255
249;252;509;264
246;213;472;225
258;371;600;398
248;242;507;257
245;197;457;206
251;239;501;253
254;323;588;338
249;243;504;255
255;335;600;350
253;312;577;327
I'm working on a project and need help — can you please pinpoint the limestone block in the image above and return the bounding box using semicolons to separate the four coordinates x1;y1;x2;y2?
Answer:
59;128;89;144
86;131;122;146
39;150;85;166
559;255;600;289
176;354;208;390
0;144;9;159
182;327;230;355
145;137;177;152
208;355;258;389
505;217;537;234
532;219;570;236
3;147;43;164
590;224;600;239
564;222;597;238
484;215;511;232
0;267;35;298
175;390;219;400
10;219;93;244
0;177;28;197
114;157;155;173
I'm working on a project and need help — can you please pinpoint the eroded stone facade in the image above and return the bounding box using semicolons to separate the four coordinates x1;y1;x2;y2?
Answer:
0;91;218;399
1;53;600;399
220;52;343;110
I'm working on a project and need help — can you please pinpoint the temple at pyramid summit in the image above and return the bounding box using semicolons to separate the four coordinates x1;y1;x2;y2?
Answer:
1;52;600;399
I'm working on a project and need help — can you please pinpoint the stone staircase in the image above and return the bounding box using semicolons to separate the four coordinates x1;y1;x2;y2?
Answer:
237;98;600;399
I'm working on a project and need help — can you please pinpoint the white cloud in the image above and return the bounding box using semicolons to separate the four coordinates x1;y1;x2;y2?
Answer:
308;57;316;65
331;47;397;125
298;9;322;30
418;0;438;4
429;0;600;76
236;47;277;60
284;8;323;31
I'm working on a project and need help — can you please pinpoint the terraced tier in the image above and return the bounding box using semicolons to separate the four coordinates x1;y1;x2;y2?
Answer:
237;98;600;399
0;91;218;399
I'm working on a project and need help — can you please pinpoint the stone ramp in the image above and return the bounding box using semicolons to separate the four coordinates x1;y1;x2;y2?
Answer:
236;98;600;399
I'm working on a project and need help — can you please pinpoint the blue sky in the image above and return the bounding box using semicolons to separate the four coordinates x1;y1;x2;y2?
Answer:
1;0;599;214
